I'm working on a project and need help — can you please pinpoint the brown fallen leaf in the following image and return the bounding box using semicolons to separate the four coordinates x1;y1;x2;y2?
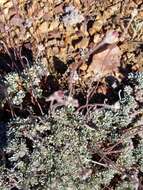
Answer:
47;29;62;39
85;44;121;80
54;3;64;14
0;21;5;33
10;14;24;28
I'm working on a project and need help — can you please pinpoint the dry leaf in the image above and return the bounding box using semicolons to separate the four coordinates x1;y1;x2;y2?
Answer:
43;13;52;22
85;45;121;80
48;29;62;39
54;3;64;14
75;37;89;49
84;0;95;7
0;22;5;33
10;15;24;28
28;1;39;17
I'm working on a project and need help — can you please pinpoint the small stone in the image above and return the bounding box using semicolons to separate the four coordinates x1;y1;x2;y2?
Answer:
91;19;103;33
41;57;48;65
38;22;48;34
0;0;9;5
93;34;101;44
75;37;89;49
53;47;59;54
48;19;59;31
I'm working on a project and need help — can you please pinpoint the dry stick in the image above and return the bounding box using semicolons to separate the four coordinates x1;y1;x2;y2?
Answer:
100;124;143;163
5;97;15;118
27;66;44;115
0;40;18;71
105;150;123;154
89;44;116;99
93;146;123;172
6;0;26;71
86;40;107;60
26;49;45;115
99;142;123;164
69;31;119;113
120;8;138;41
20;55;31;70
81;9;138;114
17;46;27;70
0;8;11;48
77;102;114;113
103;186;111;190
0;43;12;71
84;158;109;168
120;124;143;140
89;8;138;86
31;91;44;115
90;124;143;173
68;71;75;98
19;46;32;70
1;7;18;69
66;57;82;100
0;40;12;59
104;141;123;154
84;44;116;117
12;0;19;16
100;150;123;172
0;41;17;117
84;79;99;117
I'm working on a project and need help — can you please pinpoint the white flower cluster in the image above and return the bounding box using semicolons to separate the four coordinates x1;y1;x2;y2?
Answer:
62;5;84;26
5;73;22;95
23;61;49;97
128;72;143;102
5;73;26;105
12;90;25;105
24;61;49;87
128;72;143;89
5;60;49;105
104;30;119;44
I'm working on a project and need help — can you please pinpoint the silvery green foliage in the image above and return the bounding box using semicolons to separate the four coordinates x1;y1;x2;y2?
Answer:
0;111;94;189
128;72;143;89
116;181;137;190
116;138;135;168
0;116;55;189
87;85;138;143
128;72;143;102
4;73;25;105
115;86;138;126
134;139;143;172
1;72;143;189
4;61;49;105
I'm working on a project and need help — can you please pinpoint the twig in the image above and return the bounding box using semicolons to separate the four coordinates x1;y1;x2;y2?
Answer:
84;158;109;168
